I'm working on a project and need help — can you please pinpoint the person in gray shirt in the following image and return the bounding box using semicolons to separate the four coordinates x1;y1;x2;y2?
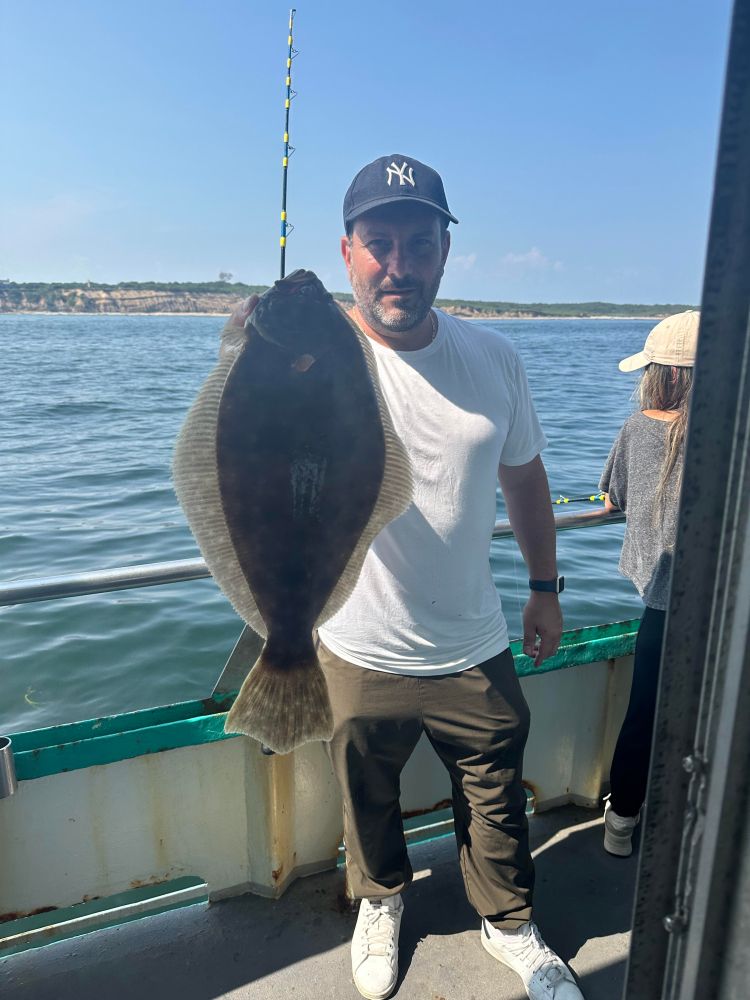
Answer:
599;310;699;856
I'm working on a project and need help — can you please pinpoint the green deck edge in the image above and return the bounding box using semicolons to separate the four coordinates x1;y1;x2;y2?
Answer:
8;619;638;782
335;807;458;867
511;618;639;676
0;876;208;957
336;789;536;866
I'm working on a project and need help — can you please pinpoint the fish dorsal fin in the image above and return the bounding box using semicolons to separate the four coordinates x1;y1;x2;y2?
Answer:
315;307;414;626
172;319;267;638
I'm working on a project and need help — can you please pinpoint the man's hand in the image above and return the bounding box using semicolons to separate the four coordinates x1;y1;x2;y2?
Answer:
228;294;260;330
602;491;620;513
522;591;563;667
220;295;260;361
499;455;563;666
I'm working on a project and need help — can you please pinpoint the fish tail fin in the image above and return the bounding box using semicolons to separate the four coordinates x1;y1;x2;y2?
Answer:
224;636;333;754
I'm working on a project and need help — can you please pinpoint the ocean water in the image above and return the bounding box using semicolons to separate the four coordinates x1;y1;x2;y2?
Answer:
0;313;649;734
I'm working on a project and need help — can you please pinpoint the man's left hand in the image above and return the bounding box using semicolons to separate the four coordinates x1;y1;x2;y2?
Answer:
522;592;563;667
227;294;259;330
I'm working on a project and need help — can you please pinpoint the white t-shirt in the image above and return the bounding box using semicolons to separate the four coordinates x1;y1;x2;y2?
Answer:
317;310;547;675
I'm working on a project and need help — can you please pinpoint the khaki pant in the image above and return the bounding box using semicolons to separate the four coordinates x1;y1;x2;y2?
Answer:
317;641;534;929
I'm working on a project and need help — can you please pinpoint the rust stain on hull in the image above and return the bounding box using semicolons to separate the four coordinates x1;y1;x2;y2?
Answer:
0;905;58;924
401;798;452;821
129;874;171;890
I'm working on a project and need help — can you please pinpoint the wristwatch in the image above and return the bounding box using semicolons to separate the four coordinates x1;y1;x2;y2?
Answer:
529;576;565;593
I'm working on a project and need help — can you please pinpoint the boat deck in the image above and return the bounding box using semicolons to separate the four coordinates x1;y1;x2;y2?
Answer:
1;805;637;1000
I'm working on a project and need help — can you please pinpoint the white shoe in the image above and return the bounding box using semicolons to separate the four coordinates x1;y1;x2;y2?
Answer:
481;919;584;999
603;799;640;857
351;894;403;1000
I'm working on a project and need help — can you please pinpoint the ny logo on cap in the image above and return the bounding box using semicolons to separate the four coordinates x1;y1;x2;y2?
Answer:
386;161;415;187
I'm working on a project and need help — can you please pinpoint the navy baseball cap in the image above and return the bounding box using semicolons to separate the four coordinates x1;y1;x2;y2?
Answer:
343;154;459;228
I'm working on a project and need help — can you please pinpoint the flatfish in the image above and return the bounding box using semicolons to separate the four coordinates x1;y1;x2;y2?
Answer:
173;270;412;753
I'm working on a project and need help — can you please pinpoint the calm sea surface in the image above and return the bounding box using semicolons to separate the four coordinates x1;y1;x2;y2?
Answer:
1;313;649;734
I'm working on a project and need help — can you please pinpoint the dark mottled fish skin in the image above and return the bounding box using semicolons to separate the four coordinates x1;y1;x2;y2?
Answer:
173;270;412;754
217;325;385;648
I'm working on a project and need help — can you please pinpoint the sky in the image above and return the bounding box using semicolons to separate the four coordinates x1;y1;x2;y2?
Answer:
0;0;735;303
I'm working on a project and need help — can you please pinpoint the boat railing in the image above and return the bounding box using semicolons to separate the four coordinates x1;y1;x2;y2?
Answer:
0;505;635;939
0;508;625;608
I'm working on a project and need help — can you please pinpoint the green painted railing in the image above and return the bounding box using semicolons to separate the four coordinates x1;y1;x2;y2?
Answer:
9;619;639;781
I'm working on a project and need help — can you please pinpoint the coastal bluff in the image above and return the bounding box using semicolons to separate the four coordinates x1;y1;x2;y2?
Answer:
0;285;539;318
0;286;247;316
0;283;692;320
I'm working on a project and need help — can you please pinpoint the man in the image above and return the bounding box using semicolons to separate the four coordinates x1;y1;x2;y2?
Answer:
233;154;581;1000
320;155;581;1000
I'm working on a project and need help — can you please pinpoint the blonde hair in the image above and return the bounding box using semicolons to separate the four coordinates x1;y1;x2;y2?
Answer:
638;363;693;521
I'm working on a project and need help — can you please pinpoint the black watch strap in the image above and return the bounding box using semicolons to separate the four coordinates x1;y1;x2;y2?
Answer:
529;576;565;593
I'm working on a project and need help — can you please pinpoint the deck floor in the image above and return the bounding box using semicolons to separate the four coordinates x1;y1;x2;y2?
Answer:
1;805;638;1000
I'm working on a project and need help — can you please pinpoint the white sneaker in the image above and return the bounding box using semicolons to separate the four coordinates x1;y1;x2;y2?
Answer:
481;919;584;999
351;894;403;1000
603;800;640;857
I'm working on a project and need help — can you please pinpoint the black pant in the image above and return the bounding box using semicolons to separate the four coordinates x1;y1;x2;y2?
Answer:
609;605;666;817
317;641;534;929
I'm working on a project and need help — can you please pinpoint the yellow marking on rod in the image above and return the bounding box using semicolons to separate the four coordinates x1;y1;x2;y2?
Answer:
283;156;288;166
286;76;291;85
285;99;290;108
280;236;287;247
554;492;605;505
281;210;287;220
284;132;289;141
287;58;291;68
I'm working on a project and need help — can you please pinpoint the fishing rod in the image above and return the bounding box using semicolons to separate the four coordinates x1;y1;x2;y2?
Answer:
258;9;298;758
552;493;606;505
279;8;297;279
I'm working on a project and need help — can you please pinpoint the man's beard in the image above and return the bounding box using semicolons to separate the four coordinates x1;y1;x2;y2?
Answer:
350;270;444;333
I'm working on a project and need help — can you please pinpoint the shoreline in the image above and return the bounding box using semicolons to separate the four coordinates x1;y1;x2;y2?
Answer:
0;284;695;322
1;309;665;321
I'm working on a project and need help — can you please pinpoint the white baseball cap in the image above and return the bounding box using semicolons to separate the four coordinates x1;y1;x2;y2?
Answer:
619;310;700;372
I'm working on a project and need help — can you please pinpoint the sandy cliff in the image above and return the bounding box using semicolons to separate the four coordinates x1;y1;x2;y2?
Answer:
0;287;517;318
0;286;682;320
1;288;246;314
